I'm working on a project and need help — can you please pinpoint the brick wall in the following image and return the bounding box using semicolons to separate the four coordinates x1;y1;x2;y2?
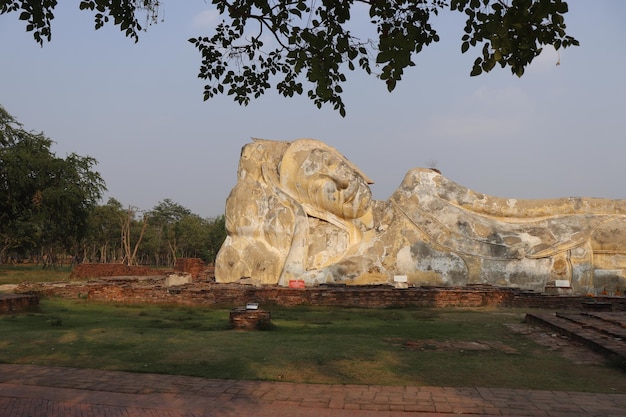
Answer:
70;260;209;280
70;263;161;279
15;281;626;310
174;258;207;280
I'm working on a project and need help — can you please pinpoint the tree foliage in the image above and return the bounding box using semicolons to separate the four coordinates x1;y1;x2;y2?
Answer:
1;0;578;115
147;199;192;264
84;198;126;263
144;200;226;265
80;198;227;266
0;0;160;44
0;105;225;266
0;105;106;263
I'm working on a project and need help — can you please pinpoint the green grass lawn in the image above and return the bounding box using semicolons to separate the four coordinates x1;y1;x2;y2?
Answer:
1;299;624;393
0;264;72;285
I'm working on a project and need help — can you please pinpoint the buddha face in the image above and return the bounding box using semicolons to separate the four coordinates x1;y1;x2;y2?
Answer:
280;142;372;219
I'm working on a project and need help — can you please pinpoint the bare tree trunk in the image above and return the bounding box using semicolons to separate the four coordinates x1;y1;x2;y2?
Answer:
122;206;136;265
130;218;147;265
0;240;8;264
121;206;148;266
168;238;178;267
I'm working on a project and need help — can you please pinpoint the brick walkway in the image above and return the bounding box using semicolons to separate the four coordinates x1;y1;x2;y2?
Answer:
0;364;624;416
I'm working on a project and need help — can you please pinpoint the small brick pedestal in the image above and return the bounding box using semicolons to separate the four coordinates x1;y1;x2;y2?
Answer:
0;294;39;314
229;308;272;330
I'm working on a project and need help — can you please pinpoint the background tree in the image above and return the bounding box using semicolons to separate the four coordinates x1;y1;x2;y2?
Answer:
206;215;226;264
147;199;192;265
120;205;147;266
1;0;579;116
79;199;227;267
0;105;106;264
83;198;126;263
175;214;211;260
144;200;226;265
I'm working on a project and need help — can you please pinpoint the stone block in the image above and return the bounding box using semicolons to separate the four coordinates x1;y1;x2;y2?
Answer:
165;273;192;287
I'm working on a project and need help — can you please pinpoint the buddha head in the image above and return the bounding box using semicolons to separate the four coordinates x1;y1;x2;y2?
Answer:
279;139;373;220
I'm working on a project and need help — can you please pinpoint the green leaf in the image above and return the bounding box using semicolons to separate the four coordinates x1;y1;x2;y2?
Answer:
481;57;496;72
376;51;393;64
555;1;569;14
470;59;483;76
386;78;396;92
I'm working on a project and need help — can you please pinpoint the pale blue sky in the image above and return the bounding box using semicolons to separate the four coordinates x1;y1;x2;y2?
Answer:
1;1;625;218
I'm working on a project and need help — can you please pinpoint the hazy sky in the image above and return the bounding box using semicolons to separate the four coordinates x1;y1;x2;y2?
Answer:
1;1;625;218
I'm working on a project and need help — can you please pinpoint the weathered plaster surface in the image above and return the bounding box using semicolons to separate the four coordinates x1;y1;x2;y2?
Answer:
216;138;626;293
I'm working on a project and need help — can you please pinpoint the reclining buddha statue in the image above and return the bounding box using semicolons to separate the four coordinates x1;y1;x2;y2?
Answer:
215;138;626;293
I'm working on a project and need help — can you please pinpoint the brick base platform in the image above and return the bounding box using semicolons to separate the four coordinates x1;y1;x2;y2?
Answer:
14;280;626;310
525;311;626;362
